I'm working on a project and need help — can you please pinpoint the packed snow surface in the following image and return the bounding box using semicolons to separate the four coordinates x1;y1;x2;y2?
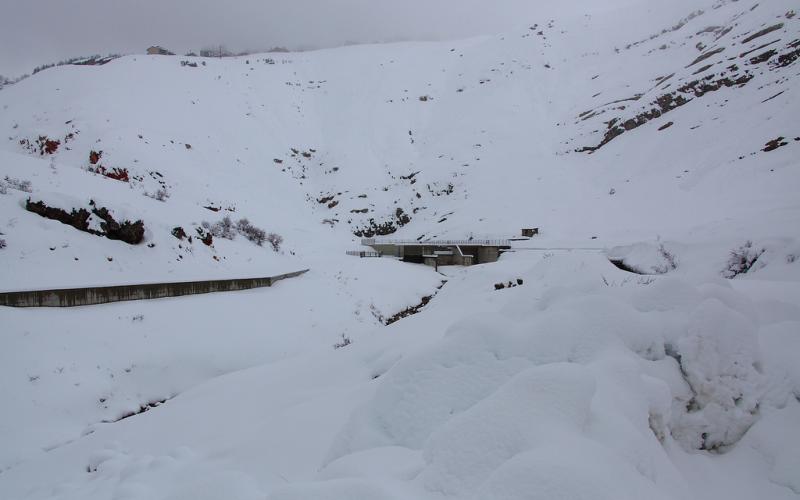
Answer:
1;0;799;499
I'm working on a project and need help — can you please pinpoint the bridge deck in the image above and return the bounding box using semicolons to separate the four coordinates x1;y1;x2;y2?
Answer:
361;238;511;247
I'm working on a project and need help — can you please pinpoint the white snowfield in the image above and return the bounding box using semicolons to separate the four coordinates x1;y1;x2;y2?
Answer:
1;0;799;499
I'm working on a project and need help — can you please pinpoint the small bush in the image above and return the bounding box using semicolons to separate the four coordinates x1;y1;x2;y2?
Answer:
0;238;6;249
2;176;32;193
91;206;145;244
104;167;129;182
195;226;213;246
171;226;187;240
208;216;236;240
266;232;283;252
89;165;129;182
236;218;266;246
723;241;765;278
333;333;352;349
30;136;59;155
19;136;59;155
202;216;280;249
653;244;678;274
145;188;169;202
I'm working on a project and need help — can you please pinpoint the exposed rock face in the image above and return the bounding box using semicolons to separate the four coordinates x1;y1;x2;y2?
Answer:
740;23;784;44
577;72;753;153
773;40;800;68
576;20;798;154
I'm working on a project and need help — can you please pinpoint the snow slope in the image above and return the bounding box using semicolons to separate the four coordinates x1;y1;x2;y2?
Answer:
1;0;799;499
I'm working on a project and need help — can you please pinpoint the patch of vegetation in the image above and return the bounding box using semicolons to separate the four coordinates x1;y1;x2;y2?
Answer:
25;199;145;245
0;176;32;194
494;279;524;290
723;241;765;278
763;137;788;152
353;208;411;238
20;136;60;156
385;281;447;325
200;216;282;250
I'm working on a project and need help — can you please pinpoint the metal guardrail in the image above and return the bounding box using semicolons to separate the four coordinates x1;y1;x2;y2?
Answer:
361;238;511;247
346;250;382;258
511;247;605;251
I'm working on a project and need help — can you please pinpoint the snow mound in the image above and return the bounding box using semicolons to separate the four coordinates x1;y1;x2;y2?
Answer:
672;298;766;450
608;242;679;275
420;363;595;496
326;265;793;496
51;445;263;500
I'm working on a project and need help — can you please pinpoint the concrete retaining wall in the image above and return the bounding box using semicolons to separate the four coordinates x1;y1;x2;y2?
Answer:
0;269;309;308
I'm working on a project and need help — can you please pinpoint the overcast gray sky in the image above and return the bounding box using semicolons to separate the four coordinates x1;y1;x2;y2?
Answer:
0;0;684;77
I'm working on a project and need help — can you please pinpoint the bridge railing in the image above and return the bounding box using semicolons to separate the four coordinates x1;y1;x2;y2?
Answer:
346;250;381;258
361;238;511;247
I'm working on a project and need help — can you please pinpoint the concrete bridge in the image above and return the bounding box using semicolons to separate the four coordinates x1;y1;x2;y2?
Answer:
361;238;511;267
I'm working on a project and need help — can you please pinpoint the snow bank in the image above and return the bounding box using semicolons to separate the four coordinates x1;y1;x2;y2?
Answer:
323;252;796;498
672;298;766;450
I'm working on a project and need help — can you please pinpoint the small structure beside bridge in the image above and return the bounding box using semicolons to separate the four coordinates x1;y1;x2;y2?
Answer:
521;228;539;237
360;238;511;269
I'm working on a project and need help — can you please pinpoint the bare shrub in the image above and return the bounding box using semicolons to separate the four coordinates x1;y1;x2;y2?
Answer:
144;188;169;202
266;232;283;252
171;226;187;240
653;244;678;274
203;216;279;249
2;176;32;193
723;241;765;278
333;333;352;349
208;216;236;240
236;218;266;246
195;226;213;246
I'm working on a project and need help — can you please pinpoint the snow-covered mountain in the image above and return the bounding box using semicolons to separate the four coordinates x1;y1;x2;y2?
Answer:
1;1;799;499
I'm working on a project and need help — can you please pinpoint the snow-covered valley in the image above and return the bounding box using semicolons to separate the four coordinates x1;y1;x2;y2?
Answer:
1;0;799;498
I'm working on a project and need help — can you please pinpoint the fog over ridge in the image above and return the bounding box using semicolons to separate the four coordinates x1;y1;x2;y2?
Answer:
2;0;696;77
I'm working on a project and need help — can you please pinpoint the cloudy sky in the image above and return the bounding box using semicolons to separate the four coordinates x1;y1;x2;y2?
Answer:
1;0;685;77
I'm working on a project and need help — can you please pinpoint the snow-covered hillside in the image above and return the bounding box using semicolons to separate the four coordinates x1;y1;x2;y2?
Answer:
1;0;799;499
